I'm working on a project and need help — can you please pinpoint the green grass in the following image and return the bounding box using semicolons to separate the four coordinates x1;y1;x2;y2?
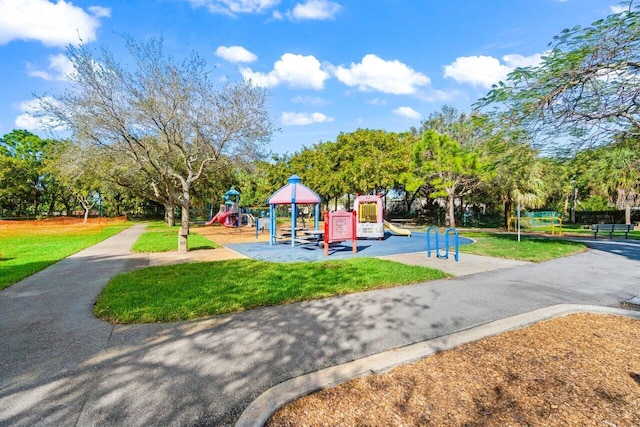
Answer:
459;232;587;262
0;223;131;291
94;258;449;323
522;224;640;239
131;222;220;252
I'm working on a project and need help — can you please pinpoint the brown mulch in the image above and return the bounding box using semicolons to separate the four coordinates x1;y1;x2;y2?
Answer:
268;313;640;426
192;224;270;244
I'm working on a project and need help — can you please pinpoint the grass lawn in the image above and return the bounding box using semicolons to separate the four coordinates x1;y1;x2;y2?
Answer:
0;221;131;291
519;224;640;240
94;258;449;323
459;232;587;262
132;222;220;252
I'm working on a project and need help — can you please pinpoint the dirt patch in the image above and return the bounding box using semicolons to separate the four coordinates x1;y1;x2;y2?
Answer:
268;313;640;426
192;224;270;244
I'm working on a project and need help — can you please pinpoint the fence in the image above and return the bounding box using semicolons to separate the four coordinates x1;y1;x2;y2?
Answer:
0;216;127;237
574;210;640;224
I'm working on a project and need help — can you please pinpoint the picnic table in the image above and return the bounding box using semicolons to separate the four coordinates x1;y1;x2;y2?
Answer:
296;229;325;246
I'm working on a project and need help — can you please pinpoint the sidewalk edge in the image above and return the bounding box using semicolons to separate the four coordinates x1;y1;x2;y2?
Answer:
235;304;640;427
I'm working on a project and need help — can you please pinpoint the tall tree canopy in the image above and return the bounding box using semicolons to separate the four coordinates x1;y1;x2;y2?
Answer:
0;130;58;216
333;129;411;197
573;135;640;222
478;1;640;148
45;140;102;223
38;37;274;251
413;130;486;227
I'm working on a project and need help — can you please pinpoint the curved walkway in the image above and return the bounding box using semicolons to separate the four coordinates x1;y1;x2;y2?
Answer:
1;226;639;426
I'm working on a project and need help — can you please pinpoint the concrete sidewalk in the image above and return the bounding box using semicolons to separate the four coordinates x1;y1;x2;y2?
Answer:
378;251;530;276
0;224;149;386
1;228;639;426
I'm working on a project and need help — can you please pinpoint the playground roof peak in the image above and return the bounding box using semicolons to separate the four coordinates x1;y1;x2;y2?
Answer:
268;174;321;205
288;174;301;184
224;186;241;197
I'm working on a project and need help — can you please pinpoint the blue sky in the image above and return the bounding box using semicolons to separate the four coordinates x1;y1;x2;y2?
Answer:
0;0;624;154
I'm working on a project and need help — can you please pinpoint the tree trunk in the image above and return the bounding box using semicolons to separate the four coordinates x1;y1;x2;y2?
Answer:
178;190;190;253
63;199;72;216
625;205;631;225
447;193;456;228
48;191;57;215
504;197;513;229
80;199;91;224
178;206;189;252
34;188;40;217
165;203;175;226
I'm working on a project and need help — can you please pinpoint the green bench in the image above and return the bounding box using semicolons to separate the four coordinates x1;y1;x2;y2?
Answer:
592;223;633;239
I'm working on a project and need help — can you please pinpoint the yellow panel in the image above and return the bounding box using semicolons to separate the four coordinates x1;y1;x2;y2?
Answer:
359;202;378;223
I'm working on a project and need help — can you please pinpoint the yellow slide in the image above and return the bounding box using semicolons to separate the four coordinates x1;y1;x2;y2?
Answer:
383;220;412;237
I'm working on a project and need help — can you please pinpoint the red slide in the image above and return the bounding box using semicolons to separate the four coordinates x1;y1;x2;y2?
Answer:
205;211;233;226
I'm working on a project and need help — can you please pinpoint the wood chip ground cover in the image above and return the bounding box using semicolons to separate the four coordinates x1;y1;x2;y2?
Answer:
268;314;640;426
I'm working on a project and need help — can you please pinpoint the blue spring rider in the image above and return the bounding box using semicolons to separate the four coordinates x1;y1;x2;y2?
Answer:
426;226;459;262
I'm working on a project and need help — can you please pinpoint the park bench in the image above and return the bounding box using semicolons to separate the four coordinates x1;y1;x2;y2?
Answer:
591;223;633;239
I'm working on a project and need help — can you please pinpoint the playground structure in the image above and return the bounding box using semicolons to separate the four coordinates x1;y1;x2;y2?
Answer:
354;194;384;239
205;187;255;228
353;194;411;238
268;175;321;247
324;209;358;256
426;226;459;262
384;220;412;237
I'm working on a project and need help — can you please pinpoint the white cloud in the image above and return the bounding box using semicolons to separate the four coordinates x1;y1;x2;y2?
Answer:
27;53;74;81
418;89;461;103
15;106;42;131
610;5;628;14
368;98;387;106
14;97;65;131
443;53;543;88
215;45;257;63
241;53;330;89
185;0;280;16
88;5;111;18
0;0;110;47
281;111;333;126
291;95;330;106
393;106;421;120
333;54;430;95
502;53;543;68
290;0;341;20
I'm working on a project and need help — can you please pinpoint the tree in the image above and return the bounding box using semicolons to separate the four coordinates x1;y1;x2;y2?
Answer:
482;138;548;226
330;129;412;210
478;1;640;148
413;130;486;227
38;37;274;251
416;105;487;149
574;137;640;223
0;130;57;216
45;141;102;223
0;156;31;216
289;141;346;207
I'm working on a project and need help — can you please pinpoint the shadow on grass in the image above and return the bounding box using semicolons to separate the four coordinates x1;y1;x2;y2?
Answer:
0;260;60;291
188;244;218;251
